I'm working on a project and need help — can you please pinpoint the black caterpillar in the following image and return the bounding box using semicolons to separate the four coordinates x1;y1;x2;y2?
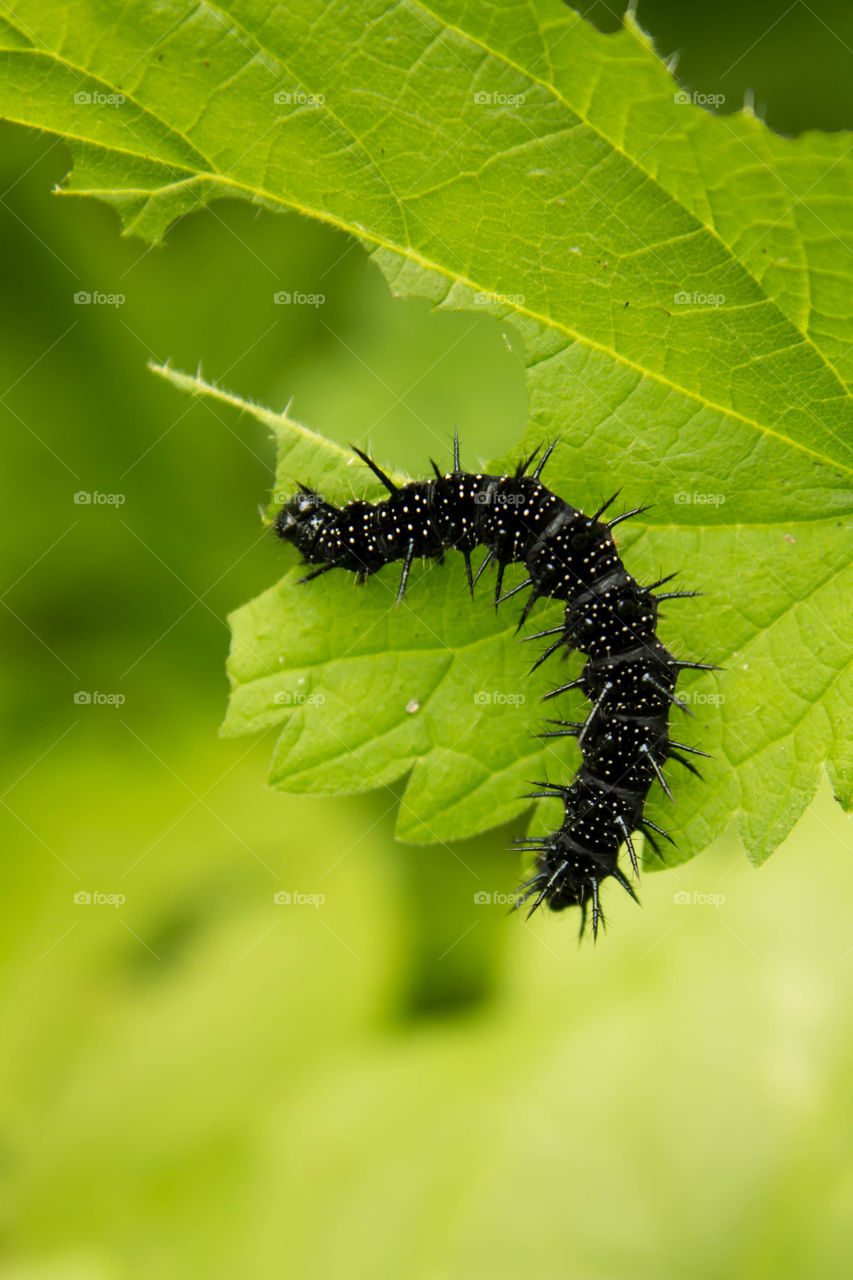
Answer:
274;436;712;939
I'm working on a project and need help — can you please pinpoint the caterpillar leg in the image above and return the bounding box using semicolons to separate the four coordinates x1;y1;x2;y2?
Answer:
462;549;475;597
578;881;605;941
494;561;506;606
396;539;416;605
615;816;640;877
472;549;494;589
298;564;337;585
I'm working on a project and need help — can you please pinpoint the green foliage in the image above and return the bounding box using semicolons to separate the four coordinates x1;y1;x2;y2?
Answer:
7;0;853;864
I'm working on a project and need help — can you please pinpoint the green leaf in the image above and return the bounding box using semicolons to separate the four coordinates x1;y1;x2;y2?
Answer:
14;2;853;863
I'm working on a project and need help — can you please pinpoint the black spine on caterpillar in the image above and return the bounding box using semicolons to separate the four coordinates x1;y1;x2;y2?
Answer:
274;435;713;939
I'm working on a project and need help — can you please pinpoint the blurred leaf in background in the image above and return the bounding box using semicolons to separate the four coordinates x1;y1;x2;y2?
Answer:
2;2;853;1278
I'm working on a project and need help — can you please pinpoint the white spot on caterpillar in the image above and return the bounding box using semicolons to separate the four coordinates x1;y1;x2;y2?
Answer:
406;699;420;714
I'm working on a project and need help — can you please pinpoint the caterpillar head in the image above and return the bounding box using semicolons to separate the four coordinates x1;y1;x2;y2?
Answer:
274;488;336;552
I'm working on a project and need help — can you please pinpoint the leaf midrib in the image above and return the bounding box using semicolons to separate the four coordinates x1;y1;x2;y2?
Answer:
62;154;853;481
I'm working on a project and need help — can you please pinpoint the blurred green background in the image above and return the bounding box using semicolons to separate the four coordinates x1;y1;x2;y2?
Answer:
2;3;853;1276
